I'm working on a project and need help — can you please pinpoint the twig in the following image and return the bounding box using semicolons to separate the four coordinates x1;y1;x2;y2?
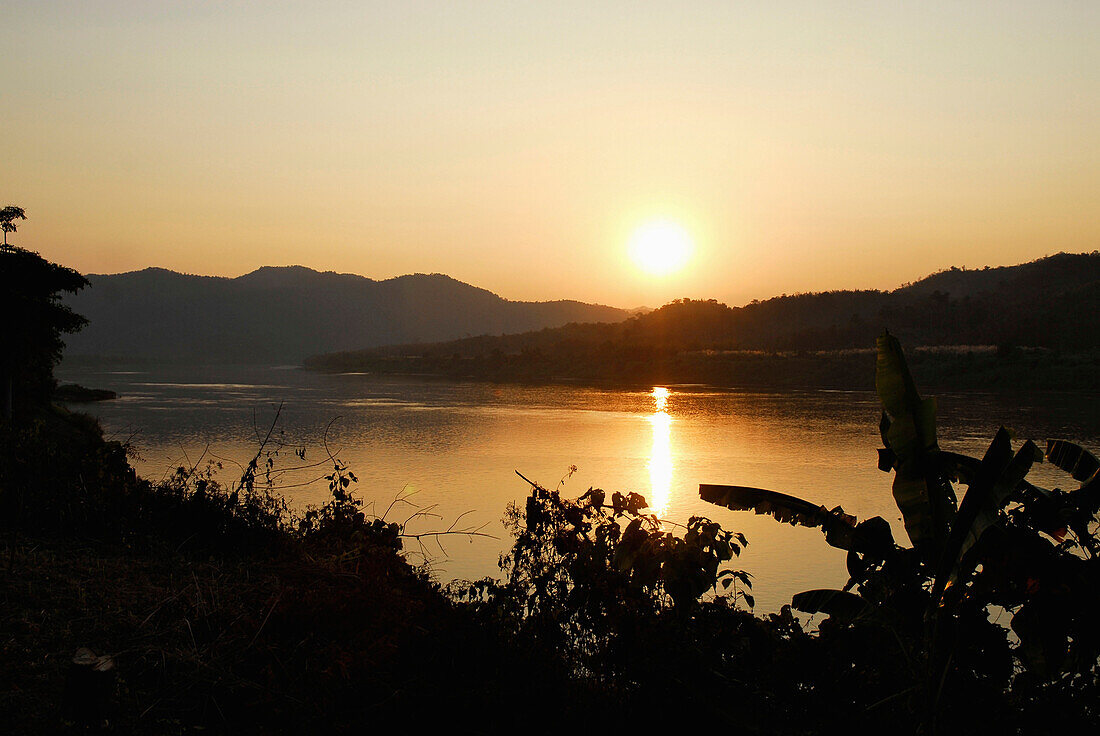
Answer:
515;469;542;489
381;486;420;522
140;588;189;627
236;402;284;494
401;529;497;542
247;590;284;650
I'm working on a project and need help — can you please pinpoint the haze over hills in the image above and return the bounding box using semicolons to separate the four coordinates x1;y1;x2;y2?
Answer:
61;266;630;363
306;253;1100;389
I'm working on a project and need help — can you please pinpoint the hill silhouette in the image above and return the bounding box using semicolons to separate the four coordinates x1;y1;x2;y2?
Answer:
61;266;630;363
307;253;1100;389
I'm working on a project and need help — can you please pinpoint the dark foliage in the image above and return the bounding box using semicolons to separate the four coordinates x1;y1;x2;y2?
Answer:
0;245;88;418
699;332;1100;732
452;477;828;731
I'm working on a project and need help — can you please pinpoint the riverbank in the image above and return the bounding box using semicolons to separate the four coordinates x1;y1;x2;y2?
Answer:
1;532;588;734
305;345;1100;393
54;383;117;402
0;406;589;734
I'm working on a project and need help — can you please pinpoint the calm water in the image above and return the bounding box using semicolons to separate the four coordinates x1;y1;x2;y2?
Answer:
57;364;1100;613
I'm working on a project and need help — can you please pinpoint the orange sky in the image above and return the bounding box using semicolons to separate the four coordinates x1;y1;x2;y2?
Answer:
4;1;1098;308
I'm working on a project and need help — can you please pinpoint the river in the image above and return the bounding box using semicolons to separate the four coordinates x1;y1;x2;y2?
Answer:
56;363;1100;613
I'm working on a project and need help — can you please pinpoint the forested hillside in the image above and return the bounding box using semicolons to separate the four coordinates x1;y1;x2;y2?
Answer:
307;253;1100;389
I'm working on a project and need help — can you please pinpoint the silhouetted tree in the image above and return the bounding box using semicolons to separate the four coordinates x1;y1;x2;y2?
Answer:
0;239;88;420
0;205;26;247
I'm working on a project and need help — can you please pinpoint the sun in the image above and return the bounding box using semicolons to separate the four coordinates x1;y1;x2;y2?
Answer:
628;219;693;276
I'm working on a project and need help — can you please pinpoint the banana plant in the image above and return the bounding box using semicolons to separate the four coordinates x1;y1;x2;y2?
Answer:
875;331;957;557
699;332;1100;684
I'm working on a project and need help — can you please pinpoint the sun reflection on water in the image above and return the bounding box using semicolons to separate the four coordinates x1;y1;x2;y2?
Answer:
647;387;673;516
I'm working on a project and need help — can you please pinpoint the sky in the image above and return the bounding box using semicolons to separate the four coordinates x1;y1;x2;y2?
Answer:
4;1;1098;308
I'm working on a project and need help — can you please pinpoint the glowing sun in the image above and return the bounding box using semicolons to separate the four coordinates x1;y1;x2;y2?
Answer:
628;219;693;276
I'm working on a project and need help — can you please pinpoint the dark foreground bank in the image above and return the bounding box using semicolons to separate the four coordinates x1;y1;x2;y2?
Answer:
0;405;603;734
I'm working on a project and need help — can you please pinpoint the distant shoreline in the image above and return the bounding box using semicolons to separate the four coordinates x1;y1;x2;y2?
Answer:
304;345;1100;395
59;346;1100;395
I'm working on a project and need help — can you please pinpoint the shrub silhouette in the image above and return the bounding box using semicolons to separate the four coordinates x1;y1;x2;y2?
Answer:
0;243;88;420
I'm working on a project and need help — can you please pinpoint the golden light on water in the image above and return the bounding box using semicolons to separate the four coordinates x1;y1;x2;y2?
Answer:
653;386;669;411
647;387;673;516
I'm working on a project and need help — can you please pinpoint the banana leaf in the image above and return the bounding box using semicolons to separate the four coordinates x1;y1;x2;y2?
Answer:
699;484;856;550
931;430;1041;603
792;589;873;623
1012;480;1070;541
876;331;956;556
1046;439;1100;516
1046;440;1099;483
937;451;983;485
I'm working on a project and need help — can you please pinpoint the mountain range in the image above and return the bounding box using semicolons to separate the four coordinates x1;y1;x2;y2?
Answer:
305;253;1100;386
61;266;630;363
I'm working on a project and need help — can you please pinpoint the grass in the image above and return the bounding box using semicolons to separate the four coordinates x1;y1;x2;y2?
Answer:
2;527;596;734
